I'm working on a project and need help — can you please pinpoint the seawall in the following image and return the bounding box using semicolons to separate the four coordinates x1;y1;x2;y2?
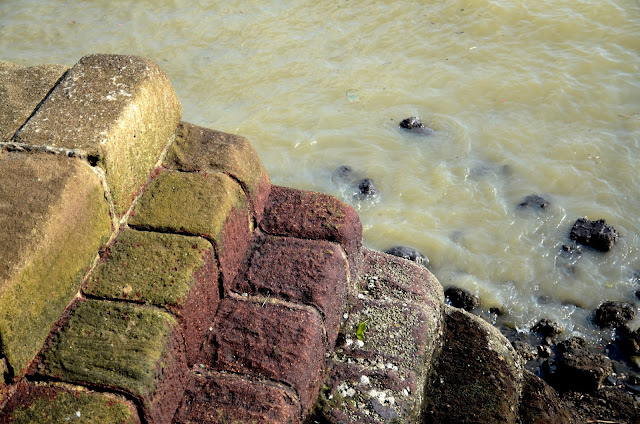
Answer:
0;54;614;423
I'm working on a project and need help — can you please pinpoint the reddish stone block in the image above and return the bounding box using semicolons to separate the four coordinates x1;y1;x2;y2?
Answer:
206;297;326;412
233;235;348;348
173;369;300;424
260;185;363;279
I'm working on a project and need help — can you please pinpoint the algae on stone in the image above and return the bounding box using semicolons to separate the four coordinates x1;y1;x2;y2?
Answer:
84;229;213;308
0;153;111;378
12;54;182;215
129;170;248;249
39;299;178;398
8;386;139;424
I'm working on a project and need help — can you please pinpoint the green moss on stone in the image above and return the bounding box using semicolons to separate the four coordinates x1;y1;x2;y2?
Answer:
128;170;247;245
10;389;138;424
84;229;212;308
40;300;177;398
0;179;111;377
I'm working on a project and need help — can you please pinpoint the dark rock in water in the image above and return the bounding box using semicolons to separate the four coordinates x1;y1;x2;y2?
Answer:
569;218;618;252
554;337;612;392
636;289;640;301
593;301;636;328
384;245;429;268
512;340;537;361
398;116;434;135
333;165;353;180
445;287;479;311
531;319;563;338
489;307;502;315
618;325;640;357
518;194;549;210
357;178;377;197
555;244;583;273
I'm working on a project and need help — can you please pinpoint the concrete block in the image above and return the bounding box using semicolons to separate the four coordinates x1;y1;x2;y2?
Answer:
0;152;111;378
260;185;363;278
165;122;271;223
173;369;300;424
13;54;182;215
83;229;220;365
34;299;187;424
0;382;140;424
0;61;68;142
206;297;326;412
235;235;348;348
129;169;251;287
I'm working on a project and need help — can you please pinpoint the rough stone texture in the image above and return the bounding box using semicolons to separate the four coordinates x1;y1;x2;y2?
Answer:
234;235;349;348
260;185;363;281
593;300;636;328
0;61;68;142
206;296;326;413
83;229;220;365
517;371;574;424
165;122;272;223
12;54;182;215
0;152;111;378
129;169;251;287
0;382;140;424
562;387;640;424
173;368;300;424
34;299;187;424
313;249;444;423
569;217;619;252
553;337;612;393
422;306;523;424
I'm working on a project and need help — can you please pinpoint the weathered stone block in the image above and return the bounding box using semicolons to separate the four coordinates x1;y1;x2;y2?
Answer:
165;122;271;223
422;307;523;424
13;54;182;215
34;299;187;424
0;152;111;378
129;169;251;287
234;235;348;348
260;185;363;278
0;61;68;142
83;229;220;365
0;382;140;424
206;297;326;412
173;368;300;424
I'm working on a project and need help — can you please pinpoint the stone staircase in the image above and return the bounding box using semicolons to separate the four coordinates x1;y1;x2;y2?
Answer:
0;54;573;423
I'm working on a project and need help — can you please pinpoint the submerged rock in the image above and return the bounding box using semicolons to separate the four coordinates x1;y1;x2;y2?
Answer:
555;244;583;273
531;319;563;338
384;245;429;268
398;116;434;135
444;287;479;311
518;194;549;210
569;218;618;252
332;164;353;180
593;301;636;328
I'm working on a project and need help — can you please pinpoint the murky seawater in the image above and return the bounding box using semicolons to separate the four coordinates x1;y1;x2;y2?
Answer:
2;0;639;341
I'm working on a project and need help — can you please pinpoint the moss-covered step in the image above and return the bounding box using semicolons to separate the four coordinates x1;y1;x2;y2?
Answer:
12;54;182;216
0;151;111;380
164;122;272;223
83;229;220;365
129;169;251;287
33;299;187;424
0;61;68;142
173;368;300;424
260;185;363;281
312;249;444;423
0;382;140;424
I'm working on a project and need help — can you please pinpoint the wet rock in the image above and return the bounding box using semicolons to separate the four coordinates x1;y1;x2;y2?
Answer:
593;301;636;328
554;337;612;392
333;164;353;179
357;178;378;197
538;345;552;358
399;116;434;135
569;218;619;252
444;287;479;311
384;245;429;268
489;307;502;315
518;371;575;424
518;194;549;210
562;387;640;424
531;319;563;338
618;325;640;357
